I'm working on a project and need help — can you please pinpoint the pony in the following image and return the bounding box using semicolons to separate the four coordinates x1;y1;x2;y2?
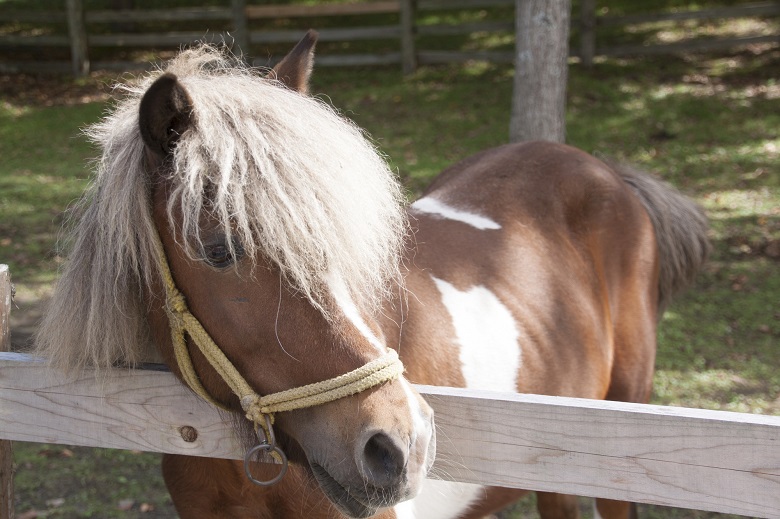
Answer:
35;31;709;519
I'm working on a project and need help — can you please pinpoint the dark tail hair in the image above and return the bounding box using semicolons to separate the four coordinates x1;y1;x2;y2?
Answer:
614;163;710;313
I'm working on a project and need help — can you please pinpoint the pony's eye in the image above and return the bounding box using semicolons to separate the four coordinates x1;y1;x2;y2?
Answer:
202;240;244;269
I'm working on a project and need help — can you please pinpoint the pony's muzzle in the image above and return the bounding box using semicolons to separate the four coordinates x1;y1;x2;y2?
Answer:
356;430;409;488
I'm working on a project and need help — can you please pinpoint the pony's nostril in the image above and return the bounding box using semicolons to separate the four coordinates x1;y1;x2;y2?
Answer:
360;432;407;487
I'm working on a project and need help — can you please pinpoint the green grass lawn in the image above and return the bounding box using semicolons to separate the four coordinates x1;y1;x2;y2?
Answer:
1;26;778;519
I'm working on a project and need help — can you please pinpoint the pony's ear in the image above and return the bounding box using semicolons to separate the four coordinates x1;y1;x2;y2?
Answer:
138;73;194;156
270;29;318;94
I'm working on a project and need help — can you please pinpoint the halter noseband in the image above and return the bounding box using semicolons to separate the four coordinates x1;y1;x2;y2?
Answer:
152;230;405;485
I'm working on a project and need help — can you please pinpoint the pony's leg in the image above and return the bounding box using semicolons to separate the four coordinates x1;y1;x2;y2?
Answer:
162;454;265;518
594;499;638;519
535;492;579;519
454;487;530;518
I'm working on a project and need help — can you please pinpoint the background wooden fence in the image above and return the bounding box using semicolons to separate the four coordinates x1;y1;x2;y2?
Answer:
0;0;778;76
1;268;779;518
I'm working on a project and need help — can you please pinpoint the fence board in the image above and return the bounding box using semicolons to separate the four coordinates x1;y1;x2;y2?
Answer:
416;20;513;36
417;50;513;64
89;32;232;47
245;1;399;19
0;35;70;46
418;0;513;10
0;266;14;519
1;1;778;74
1;352;778;517
85;7;231;23
249;25;400;44
601;34;780;57
598;1;780;27
0;11;65;23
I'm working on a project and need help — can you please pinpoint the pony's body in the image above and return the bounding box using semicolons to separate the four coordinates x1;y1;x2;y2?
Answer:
162;141;707;519
36;33;708;519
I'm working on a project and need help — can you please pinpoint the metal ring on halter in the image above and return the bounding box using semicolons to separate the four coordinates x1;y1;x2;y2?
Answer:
243;414;289;486
244;442;288;486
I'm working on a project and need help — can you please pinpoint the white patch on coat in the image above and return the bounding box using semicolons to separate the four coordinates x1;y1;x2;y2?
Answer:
393;479;484;519
431;277;521;392
399;377;435;475
326;271;384;352
411;197;501;230
327;272;435;489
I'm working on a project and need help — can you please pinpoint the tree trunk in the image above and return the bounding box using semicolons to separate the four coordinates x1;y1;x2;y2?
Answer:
509;0;571;143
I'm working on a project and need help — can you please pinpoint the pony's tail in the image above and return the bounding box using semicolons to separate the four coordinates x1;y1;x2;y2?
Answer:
614;163;710;313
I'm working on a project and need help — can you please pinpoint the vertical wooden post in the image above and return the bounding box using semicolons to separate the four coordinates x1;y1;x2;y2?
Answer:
231;0;249;59
509;0;571;143
0;265;14;519
580;0;596;67
400;0;416;74
66;0;89;77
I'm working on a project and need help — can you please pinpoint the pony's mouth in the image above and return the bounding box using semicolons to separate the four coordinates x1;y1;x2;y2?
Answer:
310;462;402;519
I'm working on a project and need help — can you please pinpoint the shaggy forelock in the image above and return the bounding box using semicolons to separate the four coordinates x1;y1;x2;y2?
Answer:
35;45;406;370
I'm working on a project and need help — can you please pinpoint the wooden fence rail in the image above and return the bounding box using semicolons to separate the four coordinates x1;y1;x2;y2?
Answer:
1;350;779;517
0;0;778;75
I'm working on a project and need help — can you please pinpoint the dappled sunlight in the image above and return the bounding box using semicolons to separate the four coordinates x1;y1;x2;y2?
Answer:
702;187;779;219
624;17;780;45
463;31;513;52
654;368;779;414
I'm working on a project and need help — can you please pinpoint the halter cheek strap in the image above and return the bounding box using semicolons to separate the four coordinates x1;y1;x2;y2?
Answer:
151;230;405;484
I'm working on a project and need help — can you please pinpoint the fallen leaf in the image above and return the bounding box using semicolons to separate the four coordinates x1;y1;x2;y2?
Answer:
140;503;155;513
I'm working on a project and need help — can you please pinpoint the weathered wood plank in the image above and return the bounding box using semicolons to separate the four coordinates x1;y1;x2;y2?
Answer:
85;7;232;23
600;34;780;57
1;353;778;517
0;11;66;24
0;353;241;460
65;0;89;76
579;0;596;66
598;1;780;28
422;385;780;519
249;26;401;45
245;1;399;19
417;50;514;64
0;61;73;74
0;266;14;519
418;0;514;11
231;0;249;57
416;20;513;36
88;31;233;47
0;35;70;47
400;0;416;74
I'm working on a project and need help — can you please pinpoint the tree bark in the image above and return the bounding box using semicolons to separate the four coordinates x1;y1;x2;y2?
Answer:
509;0;571;143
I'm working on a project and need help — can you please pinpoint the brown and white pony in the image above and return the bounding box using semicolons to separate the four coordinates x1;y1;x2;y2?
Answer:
36;32;709;519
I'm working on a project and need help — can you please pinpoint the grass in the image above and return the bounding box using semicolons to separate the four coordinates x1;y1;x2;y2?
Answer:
2;10;779;519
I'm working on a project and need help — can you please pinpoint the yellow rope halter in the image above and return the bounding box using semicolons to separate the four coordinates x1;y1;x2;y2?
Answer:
151;229;404;483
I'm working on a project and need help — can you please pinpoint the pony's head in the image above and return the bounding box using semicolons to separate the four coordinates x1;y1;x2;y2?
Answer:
36;31;434;517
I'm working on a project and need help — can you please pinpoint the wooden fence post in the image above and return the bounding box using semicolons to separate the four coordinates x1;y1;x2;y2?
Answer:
0;265;14;519
231;0;249;59
580;0;596;66
66;0;89;77
400;0;417;74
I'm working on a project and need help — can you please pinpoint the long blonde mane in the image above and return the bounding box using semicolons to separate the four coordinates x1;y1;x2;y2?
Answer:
35;46;407;371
